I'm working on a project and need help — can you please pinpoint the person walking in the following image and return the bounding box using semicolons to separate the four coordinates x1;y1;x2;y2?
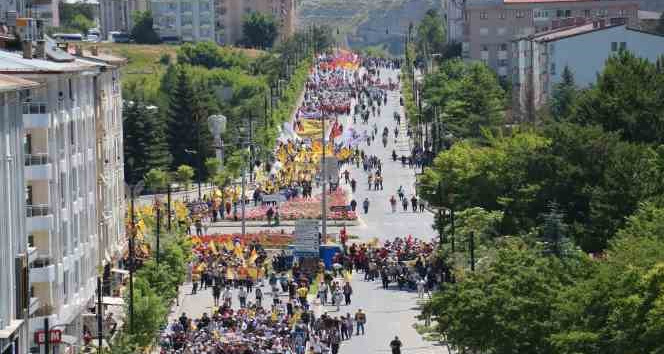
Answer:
334;288;343;312
390;336;403;354
350;199;358;212
389;195;397;213
419;200;425;213
223;287;232;307
397;186;404;200
411;196;418;212
238;287;248;308
343;282;353;305
318;281;328;305
367;173;373;190
417;278;426;299
401;197;408;212
255;287;263;307
363;198;370;214
350;178;357;193
212;283;221;306
354;309;366;335
343;170;350;184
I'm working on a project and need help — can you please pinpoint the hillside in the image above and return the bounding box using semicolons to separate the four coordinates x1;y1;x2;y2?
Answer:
297;0;440;55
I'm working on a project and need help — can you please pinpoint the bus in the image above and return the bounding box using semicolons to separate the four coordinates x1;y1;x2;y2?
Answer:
52;33;83;42
108;31;130;43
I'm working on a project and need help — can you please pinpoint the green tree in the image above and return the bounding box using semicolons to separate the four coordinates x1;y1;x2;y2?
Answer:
572;51;664;144
125;277;168;347
174;164;194;189
131;11;161;44
242;12;278;48
123;100;170;184
177;42;248;69
415;9;446;58
144;168;169;192
550;65;576;119
311;25;334;53
70;14;94;34
205;157;221;180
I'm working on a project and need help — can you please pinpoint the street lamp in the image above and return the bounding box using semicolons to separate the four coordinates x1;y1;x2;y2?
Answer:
207;114;227;173
124;180;144;334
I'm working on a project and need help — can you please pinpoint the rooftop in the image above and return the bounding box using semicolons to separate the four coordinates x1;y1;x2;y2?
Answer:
0;74;39;92
0;50;98;74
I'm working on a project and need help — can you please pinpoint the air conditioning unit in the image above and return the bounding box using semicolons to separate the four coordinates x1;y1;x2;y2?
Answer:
6;10;18;27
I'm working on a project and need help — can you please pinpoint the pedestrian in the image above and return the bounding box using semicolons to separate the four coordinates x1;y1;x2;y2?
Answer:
345;313;354;339
334;289;343;311
266;207;274;226
419;200;425;213
212;283;221;306
389;195;397;213
354;309;366;335
350;199;358;212
318;281;328;305
343;282;353;305
238;286;247;308
363;198;370;214
411;196;418;212
390;336;403;354
223;287;232;307
191;273;199;294
297;283;309;308
350;178;357;193
255;287;263;307
331;330;341;354
344;170;350;184
417;278;425;299
402;197;408;212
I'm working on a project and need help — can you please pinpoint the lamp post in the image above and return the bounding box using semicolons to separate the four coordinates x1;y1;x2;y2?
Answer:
124;180;144;334
207;115;227;173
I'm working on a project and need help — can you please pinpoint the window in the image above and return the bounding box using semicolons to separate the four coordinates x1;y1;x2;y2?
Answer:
619;42;626;51
617;9;626;17
611;41;617;51
516;10;525;18
481;44;489;51
480;27;489;36
60;172;66;207
565;10;571;17
498;59;508;67
597;9;607;17
480;11;488;19
498;27;507;36
499;43;508;51
63;271;69;304
499;11;506;19
551;63;556;75
584;9;591;18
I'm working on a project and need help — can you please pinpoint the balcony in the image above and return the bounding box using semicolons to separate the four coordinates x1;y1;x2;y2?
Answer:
28;246;38;264
22;102;50;128
26;204;53;233
25;153;53;180
498;50;508;60
30;259;56;283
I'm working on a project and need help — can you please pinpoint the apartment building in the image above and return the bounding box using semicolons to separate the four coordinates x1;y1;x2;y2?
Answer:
0;38;126;353
513;22;664;120
0;74;39;354
151;0;216;42
462;0;639;81
99;0;150;39
151;0;295;44
31;0;61;27
214;0;295;45
443;0;466;43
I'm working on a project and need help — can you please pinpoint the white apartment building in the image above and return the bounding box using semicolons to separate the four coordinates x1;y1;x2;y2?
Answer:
0;74;39;354
31;0;61;27
99;0;149;39
151;0;215;42
512;23;664;120
443;0;466;43
0;41;126;353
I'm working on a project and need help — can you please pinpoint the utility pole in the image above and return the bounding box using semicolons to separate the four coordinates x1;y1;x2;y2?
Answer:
451;208;455;253
469;231;475;271
321;115;327;241
156;206;161;265
167;184;172;232
97;276;103;350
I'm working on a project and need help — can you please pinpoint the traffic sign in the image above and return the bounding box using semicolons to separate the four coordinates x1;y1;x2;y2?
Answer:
34;329;62;344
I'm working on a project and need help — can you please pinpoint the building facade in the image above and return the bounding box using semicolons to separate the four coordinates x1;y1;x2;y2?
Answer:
31;0;61;27
443;0;466;43
0;40;126;353
512;23;664;120
99;0;149;39
151;0;295;44
151;0;216;42
462;0;639;81
0;74;39;354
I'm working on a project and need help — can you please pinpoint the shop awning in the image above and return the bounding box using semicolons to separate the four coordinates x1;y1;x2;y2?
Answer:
110;268;129;275
100;297;124;306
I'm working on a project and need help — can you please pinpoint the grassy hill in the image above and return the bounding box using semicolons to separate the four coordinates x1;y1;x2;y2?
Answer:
297;0;440;55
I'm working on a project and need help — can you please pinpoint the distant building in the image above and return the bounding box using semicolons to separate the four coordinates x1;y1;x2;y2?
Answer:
442;0;465;43
99;0;149;39
512;23;664;120
150;0;295;44
0;74;39;354
151;0;216;42
462;0;640;81
31;0;61;27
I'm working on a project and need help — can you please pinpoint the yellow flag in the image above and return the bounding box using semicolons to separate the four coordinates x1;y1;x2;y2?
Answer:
226;268;235;280
209;240;218;254
247;267;258;280
248;248;258;264
343;270;352;283
224;240;234;251
234;243;244;258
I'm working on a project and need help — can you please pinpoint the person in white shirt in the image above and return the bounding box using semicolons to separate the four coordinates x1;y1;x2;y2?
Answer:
223;287;232;307
238;287;248;308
